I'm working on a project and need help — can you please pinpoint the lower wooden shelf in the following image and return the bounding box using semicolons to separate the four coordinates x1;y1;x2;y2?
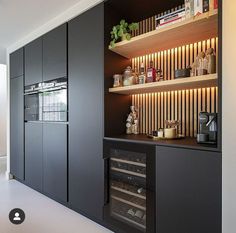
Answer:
109;74;218;95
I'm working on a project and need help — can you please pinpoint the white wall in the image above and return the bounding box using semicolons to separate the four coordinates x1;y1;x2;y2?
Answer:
0;47;6;64
0;64;7;157
223;0;236;232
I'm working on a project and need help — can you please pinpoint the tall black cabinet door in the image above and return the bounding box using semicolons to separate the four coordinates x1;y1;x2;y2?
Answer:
10;48;24;79
68;3;104;221
43;24;67;81
43;123;67;203
25;38;43;86
156;146;221;233
25;122;43;191
10;76;24;180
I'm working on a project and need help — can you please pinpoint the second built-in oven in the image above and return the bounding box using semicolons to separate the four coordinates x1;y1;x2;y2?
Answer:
24;77;68;122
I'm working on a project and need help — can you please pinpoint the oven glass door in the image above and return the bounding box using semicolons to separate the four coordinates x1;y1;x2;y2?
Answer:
42;88;67;122
25;92;43;122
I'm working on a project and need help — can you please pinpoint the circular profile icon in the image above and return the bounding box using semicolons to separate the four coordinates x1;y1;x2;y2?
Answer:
9;208;25;225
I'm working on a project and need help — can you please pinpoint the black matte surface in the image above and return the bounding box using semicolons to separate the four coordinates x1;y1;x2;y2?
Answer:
25;122;43;191
43;24;67;81
104;135;219;152
43;123;67;202
10;76;24;180
156;146;221;233
10;48;24;79
68;3;104;221
25;37;43;86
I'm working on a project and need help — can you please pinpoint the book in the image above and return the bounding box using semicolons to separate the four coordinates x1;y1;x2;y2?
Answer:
203;0;210;13
156;8;185;21
194;0;203;16
185;0;194;18
159;11;186;25
214;0;218;9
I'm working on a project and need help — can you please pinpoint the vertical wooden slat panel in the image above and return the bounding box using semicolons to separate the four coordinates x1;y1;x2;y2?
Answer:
149;93;152;134
152;93;155;131
194;89;198;137
178;91;182;134
202;88;206;112
189;89;194;137
207;88;211;113
211;87;215;113
167;50;171;80
198;88;202;131
186;90;190;137
171;48;175;80
171;91;175;120
161;92;164;128
158;92;161;129
182;90;186;136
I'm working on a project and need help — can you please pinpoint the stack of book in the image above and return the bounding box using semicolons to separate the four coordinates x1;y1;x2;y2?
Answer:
156;8;186;29
156;0;218;29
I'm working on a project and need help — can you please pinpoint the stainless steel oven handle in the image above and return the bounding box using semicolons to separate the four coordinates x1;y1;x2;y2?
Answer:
41;86;67;92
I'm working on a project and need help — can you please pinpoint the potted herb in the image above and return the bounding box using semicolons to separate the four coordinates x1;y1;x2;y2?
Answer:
110;20;139;48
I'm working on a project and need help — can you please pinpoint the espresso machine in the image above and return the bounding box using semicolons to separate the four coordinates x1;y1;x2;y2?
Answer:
197;112;217;144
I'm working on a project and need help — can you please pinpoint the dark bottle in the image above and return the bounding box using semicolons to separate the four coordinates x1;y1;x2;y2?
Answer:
146;61;156;83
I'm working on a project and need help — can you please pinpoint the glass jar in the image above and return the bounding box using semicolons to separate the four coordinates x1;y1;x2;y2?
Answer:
113;74;123;87
123;66;135;86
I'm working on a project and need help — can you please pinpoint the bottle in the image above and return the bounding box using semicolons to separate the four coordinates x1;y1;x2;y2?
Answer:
146;61;156;83
138;63;146;84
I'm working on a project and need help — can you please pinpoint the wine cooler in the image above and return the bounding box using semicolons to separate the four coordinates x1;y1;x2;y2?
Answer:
104;140;155;233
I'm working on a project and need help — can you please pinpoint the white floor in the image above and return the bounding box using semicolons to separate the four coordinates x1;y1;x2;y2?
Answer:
0;157;112;233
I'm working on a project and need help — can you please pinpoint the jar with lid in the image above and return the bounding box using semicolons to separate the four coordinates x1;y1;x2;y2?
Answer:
123;66;135;86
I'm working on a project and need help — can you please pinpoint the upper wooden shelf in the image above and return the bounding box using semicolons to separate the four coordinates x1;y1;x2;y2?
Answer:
109;10;218;59
109;74;218;95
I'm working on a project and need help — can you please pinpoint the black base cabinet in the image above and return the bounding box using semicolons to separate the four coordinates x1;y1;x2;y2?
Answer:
68;3;104;221
156;146;221;233
25;122;43;192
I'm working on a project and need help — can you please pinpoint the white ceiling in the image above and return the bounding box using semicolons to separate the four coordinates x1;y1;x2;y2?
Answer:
0;0;84;63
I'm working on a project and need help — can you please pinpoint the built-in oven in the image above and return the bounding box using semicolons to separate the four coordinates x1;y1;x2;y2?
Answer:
24;77;68;122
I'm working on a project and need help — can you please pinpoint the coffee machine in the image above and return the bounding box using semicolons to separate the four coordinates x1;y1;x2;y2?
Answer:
197;112;217;144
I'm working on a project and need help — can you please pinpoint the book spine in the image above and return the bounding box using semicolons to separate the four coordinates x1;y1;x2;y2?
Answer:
203;0;210;13
194;0;203;16
214;0;218;9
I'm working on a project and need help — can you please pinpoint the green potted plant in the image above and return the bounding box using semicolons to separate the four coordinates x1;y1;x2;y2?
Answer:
110;19;139;48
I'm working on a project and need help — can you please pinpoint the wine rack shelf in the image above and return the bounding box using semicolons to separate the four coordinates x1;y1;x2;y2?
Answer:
109;10;218;59
109;73;218;95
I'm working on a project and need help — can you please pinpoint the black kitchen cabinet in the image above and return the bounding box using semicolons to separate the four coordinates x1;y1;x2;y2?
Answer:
68;3;104;221
25;122;43;192
43;24;67;81
10;48;24;79
156;146;221;233
10;76;24;180
43;123;68;203
25;38;43;86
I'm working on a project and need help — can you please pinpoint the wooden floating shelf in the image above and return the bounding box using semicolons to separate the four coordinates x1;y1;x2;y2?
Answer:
109;10;218;59
109;74;218;95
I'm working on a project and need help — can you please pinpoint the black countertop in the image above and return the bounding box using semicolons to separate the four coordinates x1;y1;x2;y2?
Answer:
104;134;221;152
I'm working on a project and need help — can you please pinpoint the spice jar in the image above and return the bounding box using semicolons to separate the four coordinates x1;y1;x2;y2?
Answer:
123;66;135;86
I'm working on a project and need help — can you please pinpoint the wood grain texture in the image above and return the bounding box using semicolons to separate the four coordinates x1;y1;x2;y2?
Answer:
110;10;218;59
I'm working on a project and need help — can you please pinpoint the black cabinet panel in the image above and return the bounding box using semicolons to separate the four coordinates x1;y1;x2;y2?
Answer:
68;3;104;221
10;48;24;79
10;76;24;180
25;122;43;191
156;146;221;233
43;24;67;81
25;38;43;86
43;123;67;203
